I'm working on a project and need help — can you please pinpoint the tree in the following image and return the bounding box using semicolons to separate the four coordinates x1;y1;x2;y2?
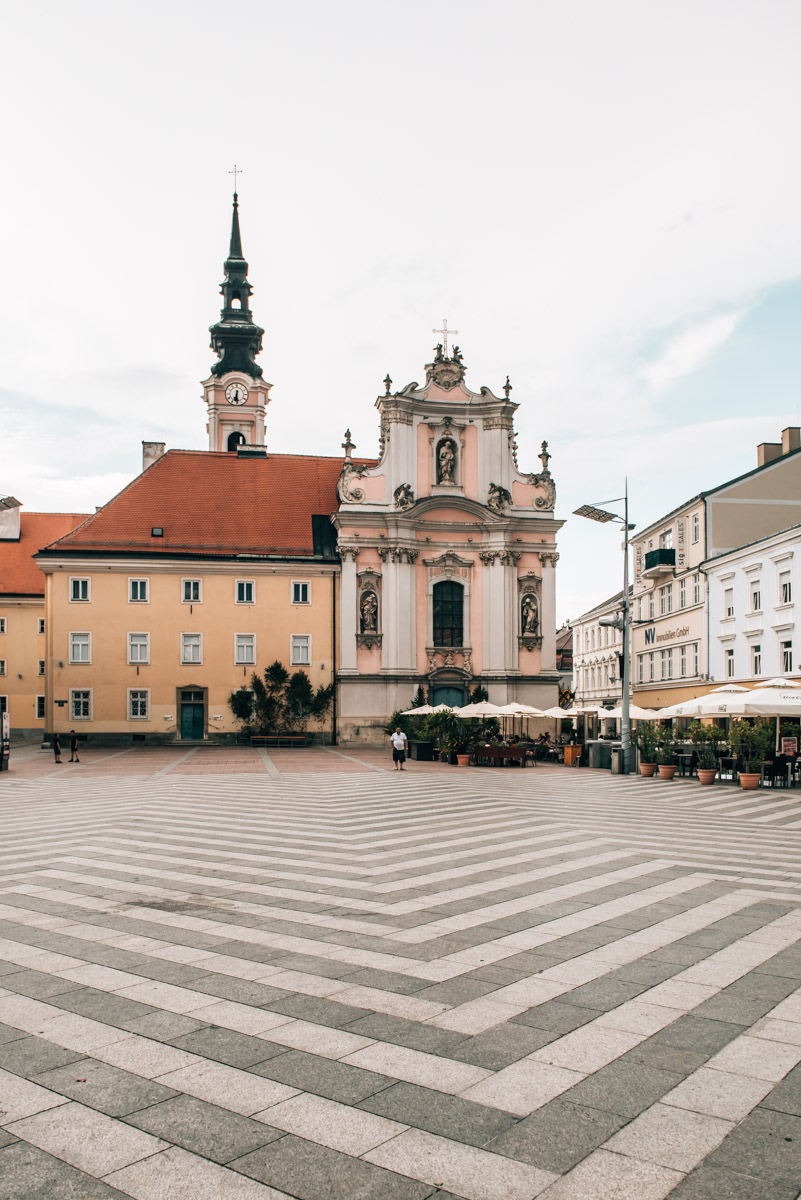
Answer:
469;685;489;704
229;661;334;737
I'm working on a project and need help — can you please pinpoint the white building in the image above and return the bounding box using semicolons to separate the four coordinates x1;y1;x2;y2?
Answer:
705;524;798;685
571;590;626;708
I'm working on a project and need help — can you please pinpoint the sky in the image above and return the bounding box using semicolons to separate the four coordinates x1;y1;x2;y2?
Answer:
3;0;801;623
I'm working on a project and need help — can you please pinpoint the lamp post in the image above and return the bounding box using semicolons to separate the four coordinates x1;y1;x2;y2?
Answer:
574;482;634;773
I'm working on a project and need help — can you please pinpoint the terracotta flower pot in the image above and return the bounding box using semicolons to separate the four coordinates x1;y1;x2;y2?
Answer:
658;765;677;780
697;768;717;785
739;771;761;791
640;763;657;777
456;754;471;766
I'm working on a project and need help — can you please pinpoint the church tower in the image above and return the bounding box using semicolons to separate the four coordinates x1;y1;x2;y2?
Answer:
202;193;272;452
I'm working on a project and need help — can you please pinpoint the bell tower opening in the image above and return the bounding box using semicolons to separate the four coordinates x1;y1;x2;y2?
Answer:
227;431;246;452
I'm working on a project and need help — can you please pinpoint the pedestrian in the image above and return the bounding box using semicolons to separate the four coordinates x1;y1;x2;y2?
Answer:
69;730;80;763
390;726;408;771
52;733;62;763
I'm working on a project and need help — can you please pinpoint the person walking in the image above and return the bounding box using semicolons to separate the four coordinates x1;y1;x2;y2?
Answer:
69;730;80;763
52;733;62;763
390;727;408;771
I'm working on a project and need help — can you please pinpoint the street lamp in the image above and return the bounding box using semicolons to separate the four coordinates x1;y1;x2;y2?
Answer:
574;483;635;773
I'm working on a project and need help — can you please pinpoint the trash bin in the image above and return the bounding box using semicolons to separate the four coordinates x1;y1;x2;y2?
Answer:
610;748;623;774
408;740;434;761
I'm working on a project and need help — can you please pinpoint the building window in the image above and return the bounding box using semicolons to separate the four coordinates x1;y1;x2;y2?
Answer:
693;642;699;676
0;696;6;715
752;644;762;676
724;588;734;618
691;513;700;544
36;696;45;719
637;596;643;621
782;640;793;673
128;633;150;664
660;649;673;680
38;660;45;676
181;633;202;664
660;528;673;550
38;619;44;634
693;574;701;605
69;632;91;663
182;579;201;603
235;634;255;665
0;618;6;633
725;648;735;678
292;581;310;605
648;652;655;682
70;689;91;719
680;645;687;678
648;592;655;620
129;689;149;719
637;655;644;683
659;584;673;615
780;572;792;605
432;580;464;647
0;660;5;676
679;578;686;609
591;627;596;650
129;578;149;603
70;578;90;602
236;580;255;604
291;634;310;665
751;584;761;612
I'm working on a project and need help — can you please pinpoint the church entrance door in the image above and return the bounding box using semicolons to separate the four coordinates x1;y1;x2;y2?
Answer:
432;686;464;708
180;691;205;740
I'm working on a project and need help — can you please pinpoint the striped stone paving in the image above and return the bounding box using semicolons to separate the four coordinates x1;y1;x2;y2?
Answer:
1;750;801;1198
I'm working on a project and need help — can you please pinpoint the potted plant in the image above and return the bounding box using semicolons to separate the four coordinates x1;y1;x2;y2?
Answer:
689;722;718;785
728;718;775;790
455;740;472;767
634;723;659;777
657;731;678;780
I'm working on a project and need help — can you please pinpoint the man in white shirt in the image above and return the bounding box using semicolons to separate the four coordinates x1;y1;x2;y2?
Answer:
390;727;408;771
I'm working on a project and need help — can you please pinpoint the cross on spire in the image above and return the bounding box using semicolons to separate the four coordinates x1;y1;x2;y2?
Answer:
228;163;243;193
433;318;458;357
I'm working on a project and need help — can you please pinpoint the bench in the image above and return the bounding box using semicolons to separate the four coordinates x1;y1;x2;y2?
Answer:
250;735;307;748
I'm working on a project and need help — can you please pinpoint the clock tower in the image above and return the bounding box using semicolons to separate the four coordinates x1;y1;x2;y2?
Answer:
202;193;272;452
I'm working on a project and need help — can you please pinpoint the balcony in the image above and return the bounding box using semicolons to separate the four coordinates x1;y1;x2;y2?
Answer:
641;548;676;579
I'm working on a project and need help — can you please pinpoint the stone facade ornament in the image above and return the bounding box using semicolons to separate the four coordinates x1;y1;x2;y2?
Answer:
394;483;415;511
337;460;369;503
527;440;556;511
359;590;378;633
487;482;512;514
437;438;457;483
479;550;500;565
518;570;543;649
521;593;539;635
339;545;360;562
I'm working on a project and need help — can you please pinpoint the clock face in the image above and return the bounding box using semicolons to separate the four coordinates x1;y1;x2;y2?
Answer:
225;382;249;406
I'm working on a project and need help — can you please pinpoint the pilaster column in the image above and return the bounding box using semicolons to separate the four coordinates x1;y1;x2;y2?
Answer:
481;552;506;671
540;551;559;670
339;550;359;674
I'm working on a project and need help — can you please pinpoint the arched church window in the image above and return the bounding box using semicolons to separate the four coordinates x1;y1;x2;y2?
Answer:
231;293;242;310
433;580;463;647
227;431;245;452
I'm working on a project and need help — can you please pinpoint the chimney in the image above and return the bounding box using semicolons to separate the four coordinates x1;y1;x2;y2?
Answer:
781;427;800;456
142;441;166;472
757;442;782;467
0;496;21;540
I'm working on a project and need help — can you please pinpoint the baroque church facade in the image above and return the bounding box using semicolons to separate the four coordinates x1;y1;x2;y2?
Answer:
32;196;563;744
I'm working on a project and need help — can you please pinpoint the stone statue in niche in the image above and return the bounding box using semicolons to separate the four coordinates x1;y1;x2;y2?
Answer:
360;590;378;633
521;593;539;636
437;438;457;483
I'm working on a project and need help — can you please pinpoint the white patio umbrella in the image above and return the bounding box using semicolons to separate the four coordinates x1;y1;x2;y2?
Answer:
453;701;506;717
753;677;801;689
400;703;454;715
597;704;662;720
497;703;546;716
660;683;801;720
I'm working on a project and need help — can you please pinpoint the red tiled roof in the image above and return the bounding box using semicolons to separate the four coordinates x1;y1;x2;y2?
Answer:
41;450;369;558
0;512;89;595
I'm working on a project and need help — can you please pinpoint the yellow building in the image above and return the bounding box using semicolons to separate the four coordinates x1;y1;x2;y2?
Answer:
37;451;340;743
0;501;87;736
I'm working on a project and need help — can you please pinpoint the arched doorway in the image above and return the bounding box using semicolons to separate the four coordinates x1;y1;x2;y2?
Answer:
227;431;245;452
432;685;465;708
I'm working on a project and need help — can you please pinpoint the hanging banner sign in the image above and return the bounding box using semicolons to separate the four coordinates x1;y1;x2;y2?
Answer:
676;518;687;572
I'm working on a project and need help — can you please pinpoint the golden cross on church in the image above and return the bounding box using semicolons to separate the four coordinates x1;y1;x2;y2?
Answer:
228;163;243;191
433;318;458;357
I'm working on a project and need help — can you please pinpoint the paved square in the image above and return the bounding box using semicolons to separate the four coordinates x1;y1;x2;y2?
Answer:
3;746;801;1198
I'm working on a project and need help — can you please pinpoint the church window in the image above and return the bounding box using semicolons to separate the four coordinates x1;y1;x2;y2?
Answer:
69;633;91;663
227;431;245;452
236;580;255;604
235;634;255;665
129;578;149;603
292;581;310;605
129;690;149;719
432;580;464;647
181;633;202;664
182;579;202;603
128;633;150;664
70;578;90;602
70;689;91;719
291;635;310;665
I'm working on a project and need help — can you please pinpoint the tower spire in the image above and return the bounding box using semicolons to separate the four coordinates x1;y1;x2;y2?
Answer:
209;192;264;379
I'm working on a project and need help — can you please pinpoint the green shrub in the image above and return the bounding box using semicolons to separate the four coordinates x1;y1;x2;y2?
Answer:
729;718;775;773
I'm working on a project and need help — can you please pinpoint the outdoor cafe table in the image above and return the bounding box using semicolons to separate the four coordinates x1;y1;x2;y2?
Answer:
675;752;695;777
472;745;532;767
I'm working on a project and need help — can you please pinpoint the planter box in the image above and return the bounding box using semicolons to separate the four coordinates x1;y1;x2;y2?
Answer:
409;740;434;762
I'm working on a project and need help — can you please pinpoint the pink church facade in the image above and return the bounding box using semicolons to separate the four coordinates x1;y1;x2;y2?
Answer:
334;347;564;743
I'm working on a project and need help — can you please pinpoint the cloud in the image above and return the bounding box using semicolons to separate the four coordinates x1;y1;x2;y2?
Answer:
641;312;744;391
